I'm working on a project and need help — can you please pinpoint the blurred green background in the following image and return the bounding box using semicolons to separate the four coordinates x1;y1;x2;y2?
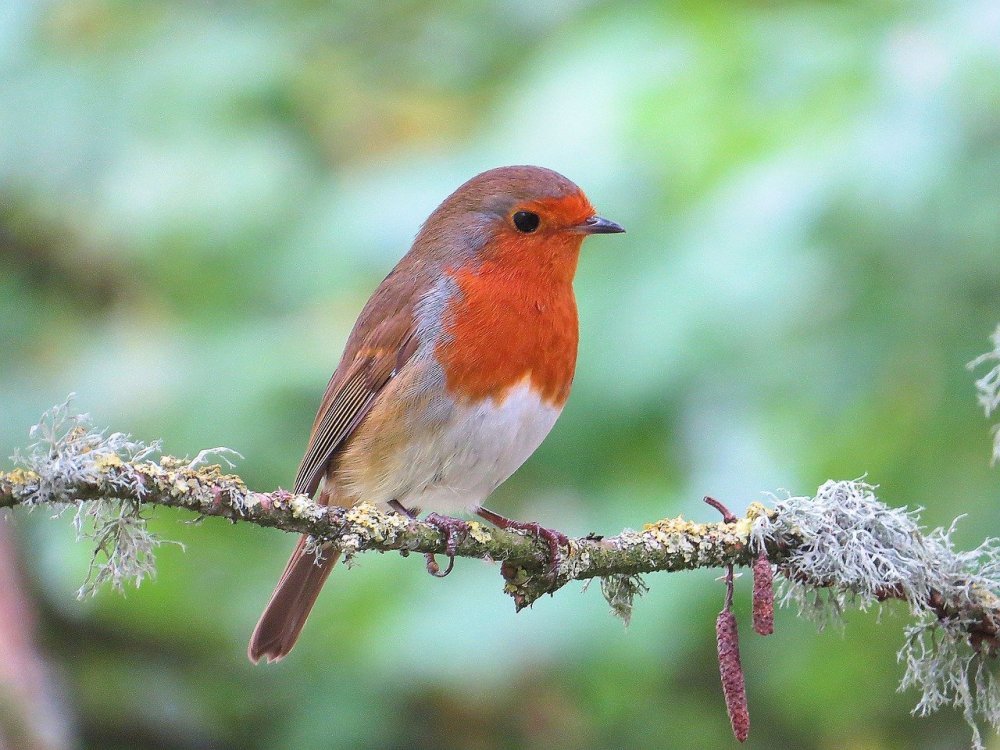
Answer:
2;0;999;748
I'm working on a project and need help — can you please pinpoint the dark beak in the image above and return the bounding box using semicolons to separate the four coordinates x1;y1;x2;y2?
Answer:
578;215;626;235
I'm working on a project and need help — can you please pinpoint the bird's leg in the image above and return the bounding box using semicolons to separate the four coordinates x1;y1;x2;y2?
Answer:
389;499;439;576
475;506;568;584
388;501;466;578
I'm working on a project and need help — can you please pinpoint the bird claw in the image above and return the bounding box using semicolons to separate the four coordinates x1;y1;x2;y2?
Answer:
423;513;470;578
425;513;470;557
475;507;567;587
515;521;567;585
424;552;455;578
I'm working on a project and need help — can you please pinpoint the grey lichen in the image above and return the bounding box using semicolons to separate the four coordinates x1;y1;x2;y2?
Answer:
12;398;174;597
901;619;1000;750
600;573;649;626
752;480;932;620
752;479;1000;749
897;526;1000;750
968;324;1000;465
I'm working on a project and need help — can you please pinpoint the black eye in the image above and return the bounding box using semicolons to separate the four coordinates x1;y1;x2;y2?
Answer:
512;211;540;233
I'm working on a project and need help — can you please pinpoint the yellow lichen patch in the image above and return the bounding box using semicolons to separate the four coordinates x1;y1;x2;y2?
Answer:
159;456;184;471
289;495;322;520
2;469;40;486
219;474;247;493
197;465;220;480
131;463;166;492
176;472;198;491
467;521;492;544
344;501;406;543
94;453;123;469
346;502;383;533
745;502;773;522
643;517;711;546
638;516;738;563
732;516;753;538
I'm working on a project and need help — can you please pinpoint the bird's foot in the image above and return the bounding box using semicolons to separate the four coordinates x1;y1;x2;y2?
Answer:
423;513;470;578
425;513;469;557
475;507;568;586
389;500;452;578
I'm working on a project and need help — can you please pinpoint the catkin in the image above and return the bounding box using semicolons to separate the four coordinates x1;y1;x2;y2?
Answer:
752;549;775;636
716;609;750;742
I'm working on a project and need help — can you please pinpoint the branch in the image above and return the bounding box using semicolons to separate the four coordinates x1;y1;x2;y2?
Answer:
0;430;768;609
3;401;1000;747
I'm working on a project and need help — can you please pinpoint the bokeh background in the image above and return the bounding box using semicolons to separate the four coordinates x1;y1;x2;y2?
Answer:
2;1;999;748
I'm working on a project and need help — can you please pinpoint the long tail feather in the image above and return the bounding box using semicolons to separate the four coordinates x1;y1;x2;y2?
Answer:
248;536;339;663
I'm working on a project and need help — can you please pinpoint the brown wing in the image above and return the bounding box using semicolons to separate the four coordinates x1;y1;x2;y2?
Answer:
292;268;425;498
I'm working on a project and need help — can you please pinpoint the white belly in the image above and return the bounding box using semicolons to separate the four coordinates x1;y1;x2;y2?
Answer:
378;379;561;514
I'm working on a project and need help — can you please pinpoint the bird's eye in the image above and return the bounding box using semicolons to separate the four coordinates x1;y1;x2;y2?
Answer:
512;211;540;233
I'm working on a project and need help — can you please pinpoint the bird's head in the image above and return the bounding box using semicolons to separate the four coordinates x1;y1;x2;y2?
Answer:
415;165;624;282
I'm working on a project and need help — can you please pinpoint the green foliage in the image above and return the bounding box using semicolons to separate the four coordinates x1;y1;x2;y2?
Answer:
2;0;1000;748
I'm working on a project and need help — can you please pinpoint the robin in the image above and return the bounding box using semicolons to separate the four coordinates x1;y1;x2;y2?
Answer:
249;165;624;663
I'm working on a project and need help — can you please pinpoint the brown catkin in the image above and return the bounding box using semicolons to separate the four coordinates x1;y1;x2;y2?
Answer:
752;549;775;636
716;609;750;742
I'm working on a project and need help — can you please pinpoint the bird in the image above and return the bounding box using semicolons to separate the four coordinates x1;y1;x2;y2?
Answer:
248;165;624;663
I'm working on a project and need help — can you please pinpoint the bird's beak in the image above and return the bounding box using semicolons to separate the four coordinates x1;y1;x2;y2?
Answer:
576;214;626;235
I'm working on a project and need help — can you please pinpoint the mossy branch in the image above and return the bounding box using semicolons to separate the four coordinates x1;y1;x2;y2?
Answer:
0;426;770;607
2;401;1000;748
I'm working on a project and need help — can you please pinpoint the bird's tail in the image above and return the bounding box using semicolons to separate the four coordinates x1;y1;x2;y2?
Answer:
248;535;339;663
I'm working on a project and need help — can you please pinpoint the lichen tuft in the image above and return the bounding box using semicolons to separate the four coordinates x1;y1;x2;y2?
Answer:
600;573;649;626
9;398;179;597
968;324;1000;465
753;479;1000;747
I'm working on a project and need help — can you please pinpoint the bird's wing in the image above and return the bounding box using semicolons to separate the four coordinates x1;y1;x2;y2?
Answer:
292;272;425;498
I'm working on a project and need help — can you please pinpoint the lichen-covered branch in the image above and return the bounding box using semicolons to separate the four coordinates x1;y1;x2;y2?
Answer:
2;401;999;748
0;409;770;606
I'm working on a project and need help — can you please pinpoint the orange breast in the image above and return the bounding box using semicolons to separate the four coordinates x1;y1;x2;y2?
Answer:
436;263;579;407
